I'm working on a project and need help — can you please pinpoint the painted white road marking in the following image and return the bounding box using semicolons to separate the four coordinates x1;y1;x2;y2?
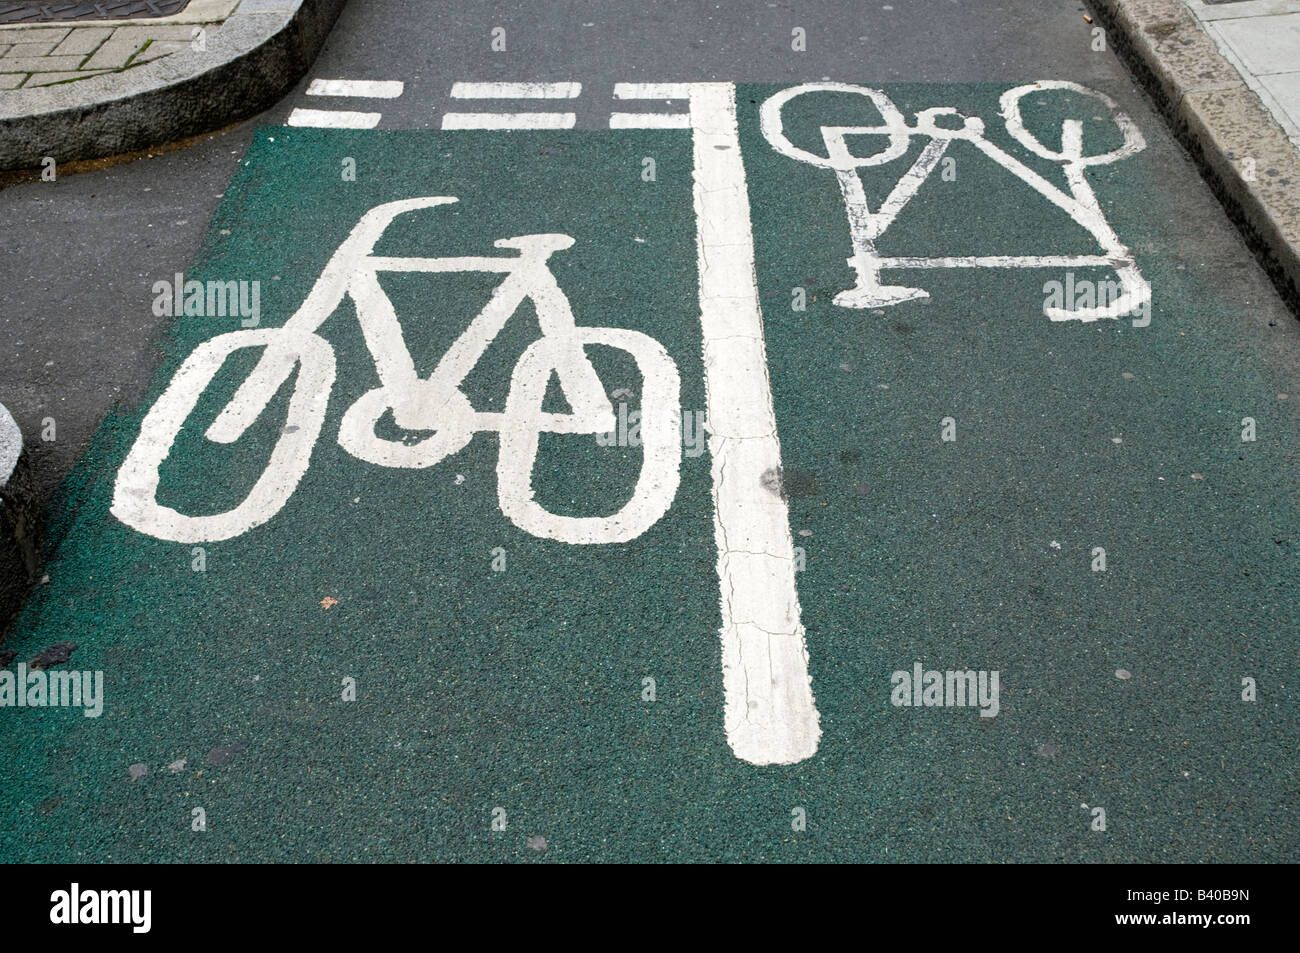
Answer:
306;79;405;98
689;82;821;767
610;112;691;129
0;401;20;488
759;81;1150;321
614;83;693;100
114;199;681;545
286;108;382;129
451;81;581;99
441;112;576;130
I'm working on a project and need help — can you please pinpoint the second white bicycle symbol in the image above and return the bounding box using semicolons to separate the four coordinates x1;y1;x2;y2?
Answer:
112;197;684;544
761;81;1151;322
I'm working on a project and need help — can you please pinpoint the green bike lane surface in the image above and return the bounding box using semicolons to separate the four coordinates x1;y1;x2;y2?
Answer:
1;84;1296;862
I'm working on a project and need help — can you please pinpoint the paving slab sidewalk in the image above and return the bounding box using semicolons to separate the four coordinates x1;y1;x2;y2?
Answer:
1090;0;1300;313
0;0;347;169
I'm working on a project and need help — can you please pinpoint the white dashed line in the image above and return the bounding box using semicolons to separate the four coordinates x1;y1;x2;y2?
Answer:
441;112;576;130
614;82;693;100
609;112;691;129
293;77;405;127
286;109;383;129
450;81;582;99
306;79;405;98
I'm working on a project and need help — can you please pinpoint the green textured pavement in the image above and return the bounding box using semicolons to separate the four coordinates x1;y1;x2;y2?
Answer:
0;83;1296;862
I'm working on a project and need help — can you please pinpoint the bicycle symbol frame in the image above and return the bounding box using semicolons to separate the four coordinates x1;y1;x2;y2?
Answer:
112;197;682;544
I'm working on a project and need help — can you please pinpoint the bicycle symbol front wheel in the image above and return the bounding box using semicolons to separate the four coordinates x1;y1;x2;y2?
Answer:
498;326;683;545
112;328;336;543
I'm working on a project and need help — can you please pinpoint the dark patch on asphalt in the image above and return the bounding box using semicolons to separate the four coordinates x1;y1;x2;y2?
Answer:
28;640;76;670
205;742;250;766
782;469;817;498
37;796;63;814
760;466;817;500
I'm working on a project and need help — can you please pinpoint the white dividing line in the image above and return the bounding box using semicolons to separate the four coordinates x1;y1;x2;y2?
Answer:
286;108;382;129
689;82;821;766
441;112;576;130
615;82;693;100
451;81;581;99
609;112;691;129
306;78;405;99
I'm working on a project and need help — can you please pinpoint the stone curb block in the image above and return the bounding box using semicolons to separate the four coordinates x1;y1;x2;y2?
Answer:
1089;0;1300;312
0;0;348;169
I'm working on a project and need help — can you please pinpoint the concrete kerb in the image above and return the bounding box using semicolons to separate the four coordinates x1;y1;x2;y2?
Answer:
1088;0;1300;314
0;0;348;170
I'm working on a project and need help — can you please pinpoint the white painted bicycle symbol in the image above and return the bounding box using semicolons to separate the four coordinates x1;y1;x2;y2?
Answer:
112;197;683;543
761;81;1150;321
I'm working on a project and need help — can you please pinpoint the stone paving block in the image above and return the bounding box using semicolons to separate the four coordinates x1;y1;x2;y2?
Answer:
0;54;86;71
100;23;208;43
1187;0;1300;21
80;31;148;69
129;38;187;64
3;38;67;56
1212;12;1300;76
50;26;113;56
0;27;70;44
1258;70;1300;132
0;71;23;87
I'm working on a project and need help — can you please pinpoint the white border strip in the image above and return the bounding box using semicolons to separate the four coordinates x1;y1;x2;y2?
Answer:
451;82;582;99
286;108;382;129
441;112;576;129
689;83;821;766
610;112;691;129
0;401;19;488
616;82;693;100
306;79;405;99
